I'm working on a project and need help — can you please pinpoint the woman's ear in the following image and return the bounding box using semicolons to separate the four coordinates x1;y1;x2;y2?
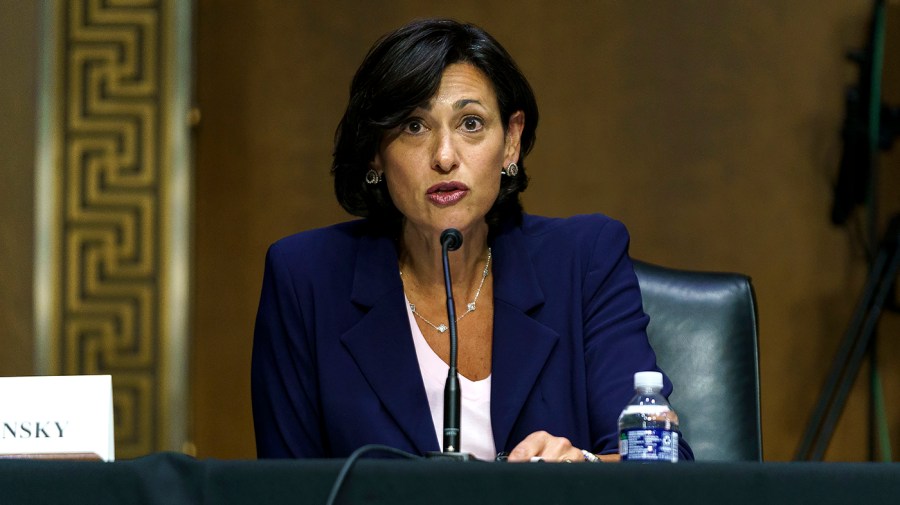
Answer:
504;111;525;166
370;152;383;174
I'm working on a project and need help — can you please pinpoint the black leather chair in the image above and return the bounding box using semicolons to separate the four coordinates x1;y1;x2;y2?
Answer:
633;260;762;462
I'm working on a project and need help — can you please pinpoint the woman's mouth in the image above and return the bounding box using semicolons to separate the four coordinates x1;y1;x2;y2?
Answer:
426;182;469;206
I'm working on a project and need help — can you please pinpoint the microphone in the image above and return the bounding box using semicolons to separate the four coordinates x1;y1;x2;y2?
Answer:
440;228;462;251
427;228;475;460
440;229;462;453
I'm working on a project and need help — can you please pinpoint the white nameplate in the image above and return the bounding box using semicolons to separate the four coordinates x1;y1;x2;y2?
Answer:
0;375;114;461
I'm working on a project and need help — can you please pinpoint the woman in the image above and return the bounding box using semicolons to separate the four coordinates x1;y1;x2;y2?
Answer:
251;18;692;462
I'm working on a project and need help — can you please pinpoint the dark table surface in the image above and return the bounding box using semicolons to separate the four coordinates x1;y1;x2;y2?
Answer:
2;452;898;505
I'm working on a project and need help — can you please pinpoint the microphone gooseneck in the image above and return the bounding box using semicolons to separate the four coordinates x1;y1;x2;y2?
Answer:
440;228;462;453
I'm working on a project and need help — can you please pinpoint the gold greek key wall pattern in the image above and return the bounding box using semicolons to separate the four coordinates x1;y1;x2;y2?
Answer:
38;0;192;459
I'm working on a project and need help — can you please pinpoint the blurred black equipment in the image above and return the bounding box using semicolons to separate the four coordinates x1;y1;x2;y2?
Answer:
798;0;899;461
831;1;899;228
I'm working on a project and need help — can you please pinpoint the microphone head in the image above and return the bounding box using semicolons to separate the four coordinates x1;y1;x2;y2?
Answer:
440;228;463;251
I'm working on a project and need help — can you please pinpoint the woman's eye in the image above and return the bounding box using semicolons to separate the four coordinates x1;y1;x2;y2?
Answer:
461;116;483;132
402;119;424;134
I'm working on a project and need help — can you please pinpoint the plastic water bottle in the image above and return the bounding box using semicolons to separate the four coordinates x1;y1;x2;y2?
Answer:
618;371;680;462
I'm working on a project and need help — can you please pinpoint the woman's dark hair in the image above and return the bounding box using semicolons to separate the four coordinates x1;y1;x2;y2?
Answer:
332;18;539;235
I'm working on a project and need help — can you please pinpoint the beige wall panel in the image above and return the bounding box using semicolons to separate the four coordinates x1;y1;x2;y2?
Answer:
0;1;37;376
194;0;899;460
30;0;192;458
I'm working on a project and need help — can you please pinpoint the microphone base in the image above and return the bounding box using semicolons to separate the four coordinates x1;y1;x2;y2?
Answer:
425;451;478;461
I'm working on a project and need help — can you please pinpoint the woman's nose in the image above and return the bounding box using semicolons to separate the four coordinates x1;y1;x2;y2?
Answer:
431;129;459;173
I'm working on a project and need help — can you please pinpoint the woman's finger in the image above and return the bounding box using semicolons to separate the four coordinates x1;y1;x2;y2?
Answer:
508;431;585;462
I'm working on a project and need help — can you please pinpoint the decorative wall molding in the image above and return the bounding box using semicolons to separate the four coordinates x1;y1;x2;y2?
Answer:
36;0;192;459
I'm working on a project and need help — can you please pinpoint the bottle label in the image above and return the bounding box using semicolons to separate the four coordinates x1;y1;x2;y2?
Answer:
620;405;669;415
619;428;679;462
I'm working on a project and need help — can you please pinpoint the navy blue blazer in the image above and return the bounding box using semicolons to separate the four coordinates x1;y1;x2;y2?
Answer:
252;213;692;460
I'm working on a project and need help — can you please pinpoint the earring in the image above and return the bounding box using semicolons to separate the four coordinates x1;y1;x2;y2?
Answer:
501;162;519;177
365;169;382;184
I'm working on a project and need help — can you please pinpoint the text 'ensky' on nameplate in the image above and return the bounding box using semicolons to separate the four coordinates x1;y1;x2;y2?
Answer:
0;375;114;461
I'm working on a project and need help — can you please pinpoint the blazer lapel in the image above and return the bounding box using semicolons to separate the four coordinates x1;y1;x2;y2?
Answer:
490;224;560;451
339;232;439;455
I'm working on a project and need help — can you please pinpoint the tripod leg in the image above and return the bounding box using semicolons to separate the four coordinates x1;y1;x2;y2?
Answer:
795;250;891;460
796;216;900;460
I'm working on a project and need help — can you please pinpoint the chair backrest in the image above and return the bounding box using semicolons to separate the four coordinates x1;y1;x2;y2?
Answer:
633;260;762;462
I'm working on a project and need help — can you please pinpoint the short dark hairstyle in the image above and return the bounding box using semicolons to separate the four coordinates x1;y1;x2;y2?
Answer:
332;18;539;236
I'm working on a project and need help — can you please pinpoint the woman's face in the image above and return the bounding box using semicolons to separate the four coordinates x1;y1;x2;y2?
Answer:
372;62;524;240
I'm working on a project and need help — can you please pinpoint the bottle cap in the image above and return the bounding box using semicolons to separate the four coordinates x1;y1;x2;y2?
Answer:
634;371;663;389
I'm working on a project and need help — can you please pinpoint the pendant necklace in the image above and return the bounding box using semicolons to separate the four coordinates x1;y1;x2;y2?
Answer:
400;248;492;333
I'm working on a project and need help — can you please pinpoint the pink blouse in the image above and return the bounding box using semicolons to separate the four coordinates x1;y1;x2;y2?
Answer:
404;296;496;460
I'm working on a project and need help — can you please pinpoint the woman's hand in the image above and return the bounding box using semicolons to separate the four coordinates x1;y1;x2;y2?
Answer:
507;431;618;463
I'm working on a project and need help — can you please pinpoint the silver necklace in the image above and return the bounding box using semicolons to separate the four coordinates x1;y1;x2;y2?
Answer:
400;248;492;333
